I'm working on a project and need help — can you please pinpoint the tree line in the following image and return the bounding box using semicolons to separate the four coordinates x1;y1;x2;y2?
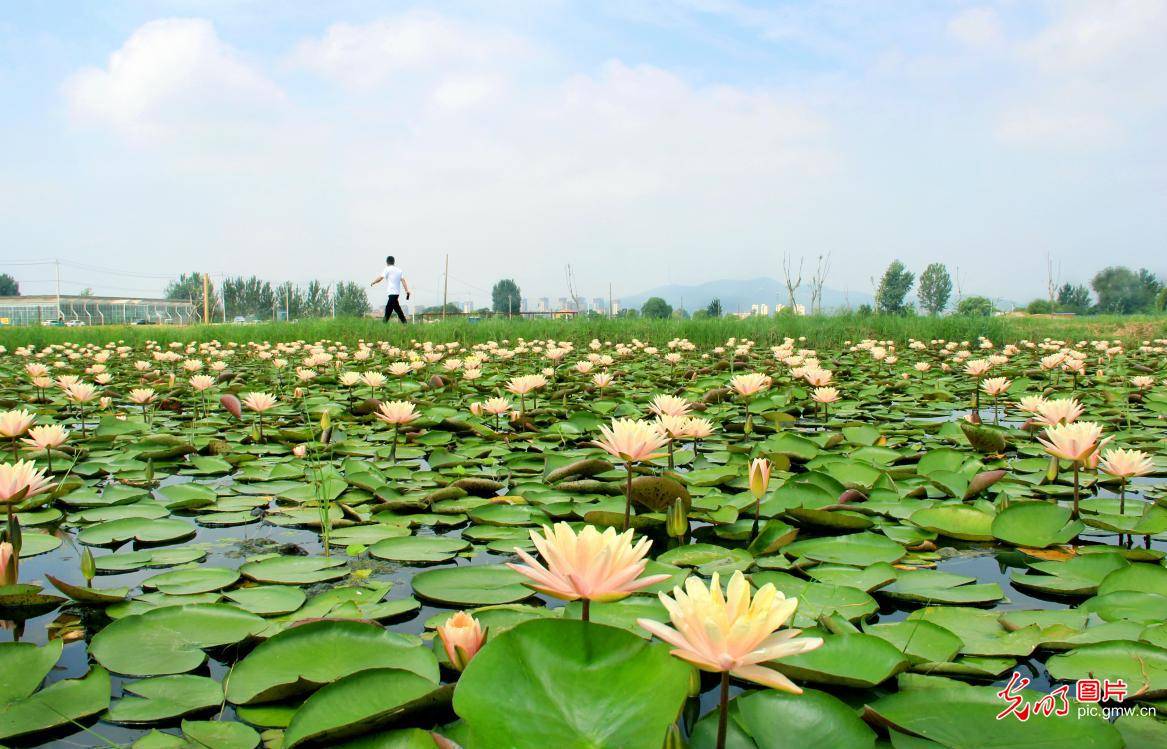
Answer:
165;273;371;321
870;261;1165;317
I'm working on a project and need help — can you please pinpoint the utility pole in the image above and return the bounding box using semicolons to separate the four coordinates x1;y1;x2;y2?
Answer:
285;286;290;322
442;254;449;321
54;260;61;320
608;282;613;317
202;273;210;324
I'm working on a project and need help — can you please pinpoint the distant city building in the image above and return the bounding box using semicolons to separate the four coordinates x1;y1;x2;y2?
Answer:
749;303;770;316
611;300;620;315
557;297;571;311
536;297;549;312
774;303;807;316
461;301;473;314
520;297;529;313
591;297;605;313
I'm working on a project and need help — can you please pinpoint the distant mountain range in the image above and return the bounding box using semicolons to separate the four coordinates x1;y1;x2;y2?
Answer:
621;277;873;314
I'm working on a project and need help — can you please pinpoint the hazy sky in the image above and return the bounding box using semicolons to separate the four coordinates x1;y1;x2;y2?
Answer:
1;1;1164;308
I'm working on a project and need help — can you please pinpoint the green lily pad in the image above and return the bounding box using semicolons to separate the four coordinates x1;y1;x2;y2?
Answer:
691;688;877;749
78;517;197;547
90;603;266;676
106;674;223;725
369;535;470;563
239;555;348;585
143;567;240;595
783;532;906;566
282;669;444;748
1047;641;1167;699
454;619;692;749
773;632;909;688
865;682;1121;748
226;620;438;705
411;565;533;606
991;502;1084;548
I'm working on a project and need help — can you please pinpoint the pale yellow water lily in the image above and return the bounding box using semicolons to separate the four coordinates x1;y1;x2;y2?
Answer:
638;570;822;691
648;394;691;418
730;373;770;397
242;392;278;413
0;410;36;439
1038;421;1104;462
1034;397;1083;426
508;523;669;612
0;460;55;505
1099;448;1154;478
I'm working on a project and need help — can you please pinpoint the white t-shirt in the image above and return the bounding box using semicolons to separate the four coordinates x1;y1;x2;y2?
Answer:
381;266;404;296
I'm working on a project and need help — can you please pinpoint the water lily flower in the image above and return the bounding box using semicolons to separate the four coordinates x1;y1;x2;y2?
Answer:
593;418;669;529
22;425;68;473
0;541;14;586
649;395;691;418
189;375;215;391
375;400;420;426
748;457;771;537
242;392;278;413
1099;447;1154;514
1034;398;1083;426
508;523;669;620
0;409;36;460
638;571;823;749
1039;421;1106;518
437;611;487;671
0;409;36;440
730;373;770;397
376;400;420;461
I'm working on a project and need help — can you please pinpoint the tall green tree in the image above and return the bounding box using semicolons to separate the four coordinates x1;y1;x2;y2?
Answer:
165;272;218;320
875;260;915;315
491;279;522;315
334;282;371;317
222;276;276;320
1091;266;1154;314
641;297;673;319
917;263;952;315
1056;283;1091;314
956;295;994;317
0;274;20;296
274;282;305;320
706;298;723;318
304;280;332;317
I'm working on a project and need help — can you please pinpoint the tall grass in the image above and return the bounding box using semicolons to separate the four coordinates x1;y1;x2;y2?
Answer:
2;313;1163;349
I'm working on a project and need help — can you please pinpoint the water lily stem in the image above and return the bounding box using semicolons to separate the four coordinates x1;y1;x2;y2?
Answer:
581;599;590;622
1072;461;1080;519
716;671;730;749
623;461;634;531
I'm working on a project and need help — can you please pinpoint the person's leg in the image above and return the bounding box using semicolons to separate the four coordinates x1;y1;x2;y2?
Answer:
390;296;407;323
383;297;392;322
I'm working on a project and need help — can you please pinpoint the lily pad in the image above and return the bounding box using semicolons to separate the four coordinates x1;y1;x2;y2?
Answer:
454;619;692;749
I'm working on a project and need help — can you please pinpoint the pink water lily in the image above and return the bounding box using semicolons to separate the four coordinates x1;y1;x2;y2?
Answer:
508;523;669;618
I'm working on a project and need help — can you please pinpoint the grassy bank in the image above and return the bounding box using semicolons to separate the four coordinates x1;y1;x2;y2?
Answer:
3;313;1164;349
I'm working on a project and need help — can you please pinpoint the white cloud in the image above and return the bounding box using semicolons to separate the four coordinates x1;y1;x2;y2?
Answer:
63;18;281;138
995;107;1114;146
995;0;1167;146
1021;0;1167;75
290;11;529;89
947;6;1002;47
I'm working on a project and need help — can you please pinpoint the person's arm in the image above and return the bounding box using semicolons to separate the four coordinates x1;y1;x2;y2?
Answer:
402;276;411;300
370;274;383;287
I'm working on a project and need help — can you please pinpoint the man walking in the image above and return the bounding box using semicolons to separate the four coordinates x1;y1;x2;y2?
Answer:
370;256;411;323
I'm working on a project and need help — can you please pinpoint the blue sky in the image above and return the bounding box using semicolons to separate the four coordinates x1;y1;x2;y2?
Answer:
1;1;1164;309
